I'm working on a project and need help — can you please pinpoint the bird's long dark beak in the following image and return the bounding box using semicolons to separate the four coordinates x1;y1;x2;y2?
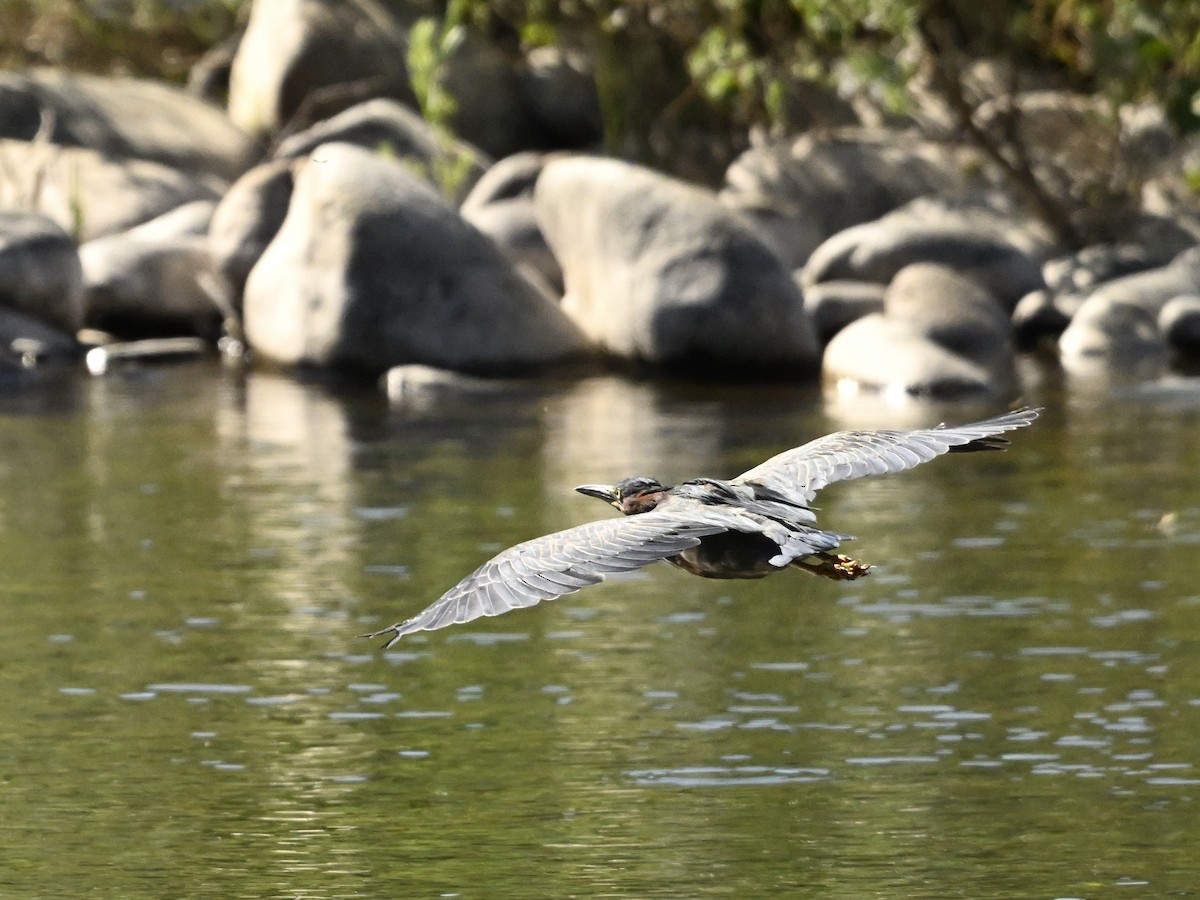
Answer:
575;484;618;504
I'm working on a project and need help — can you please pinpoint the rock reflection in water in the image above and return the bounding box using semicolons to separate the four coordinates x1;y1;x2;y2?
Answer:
539;376;728;492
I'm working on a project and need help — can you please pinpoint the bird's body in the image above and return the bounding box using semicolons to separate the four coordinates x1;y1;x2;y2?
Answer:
366;407;1038;647
578;476;861;581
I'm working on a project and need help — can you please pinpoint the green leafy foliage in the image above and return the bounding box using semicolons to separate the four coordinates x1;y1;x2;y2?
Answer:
3;0;1198;238
407;16;460;125
6;0;1197;137
0;0;244;80
4;0;1197;133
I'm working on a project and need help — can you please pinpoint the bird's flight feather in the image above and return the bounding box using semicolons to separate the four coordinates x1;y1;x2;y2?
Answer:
733;407;1038;504
365;512;730;647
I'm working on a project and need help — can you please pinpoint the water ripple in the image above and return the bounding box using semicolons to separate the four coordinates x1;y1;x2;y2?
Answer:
626;765;830;787
146;683;252;694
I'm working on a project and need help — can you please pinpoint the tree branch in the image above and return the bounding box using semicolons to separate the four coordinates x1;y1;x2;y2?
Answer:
917;7;1083;248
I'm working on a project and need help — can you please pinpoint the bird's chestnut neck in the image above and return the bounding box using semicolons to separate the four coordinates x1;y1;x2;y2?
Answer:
619;489;667;515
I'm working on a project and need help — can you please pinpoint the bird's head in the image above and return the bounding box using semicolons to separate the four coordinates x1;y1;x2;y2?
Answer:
575;476;668;515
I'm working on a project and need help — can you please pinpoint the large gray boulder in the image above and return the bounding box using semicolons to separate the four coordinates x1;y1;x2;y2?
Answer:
0;138;222;242
273;98;490;202
208;158;297;304
1059;296;1168;376
801;198;1049;310
1025;219;1200;348
801;280;887;345
823;263;1017;399
720;132;977;268
0;69;256;181
243;143;591;374
1066;246;1200;319
1058;246;1200;370
534;156;819;375
228;0;413;139
0;210;84;334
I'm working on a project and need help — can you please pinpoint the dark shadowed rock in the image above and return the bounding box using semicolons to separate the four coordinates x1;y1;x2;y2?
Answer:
243;143;591;374
228;0;413;139
800;280;886;345
82;239;216;338
535;155;819;375
435;29;533;160
462;201;562;296
0;210;83;334
432;36;603;160
885;263;1013;360
461;151;547;208
517;46;604;149
209;158;297;304
822;263;1016;399
0;308;79;363
1159;295;1200;358
187;32;240;103
80;202;222;337
1012;289;1072;346
0;68;256;181
731;204;825;273
801;199;1048;309
461;152;561;292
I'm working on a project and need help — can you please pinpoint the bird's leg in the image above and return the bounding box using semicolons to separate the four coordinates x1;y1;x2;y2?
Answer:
793;551;872;581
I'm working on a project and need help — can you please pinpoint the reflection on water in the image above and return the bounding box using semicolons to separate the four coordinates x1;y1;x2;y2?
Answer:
2;360;1200;896
541;377;728;487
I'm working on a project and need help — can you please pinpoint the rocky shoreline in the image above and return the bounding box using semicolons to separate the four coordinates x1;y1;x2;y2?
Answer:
2;0;1199;400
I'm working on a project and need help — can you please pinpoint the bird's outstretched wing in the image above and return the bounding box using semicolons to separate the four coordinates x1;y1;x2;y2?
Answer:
364;512;731;647
733;407;1039;505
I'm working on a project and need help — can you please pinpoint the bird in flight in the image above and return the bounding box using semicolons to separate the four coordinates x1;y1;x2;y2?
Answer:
365;407;1038;647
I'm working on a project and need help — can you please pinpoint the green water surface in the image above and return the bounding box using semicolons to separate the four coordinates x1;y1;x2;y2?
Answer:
1;362;1199;898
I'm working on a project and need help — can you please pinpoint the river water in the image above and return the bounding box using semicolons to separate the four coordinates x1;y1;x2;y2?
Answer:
2;359;1199;898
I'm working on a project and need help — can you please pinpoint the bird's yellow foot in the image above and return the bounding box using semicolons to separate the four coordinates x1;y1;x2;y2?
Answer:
832;554;872;580
796;552;873;581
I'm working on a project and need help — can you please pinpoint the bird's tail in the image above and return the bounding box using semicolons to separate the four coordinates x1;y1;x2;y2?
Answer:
948;435;1010;452
945;407;1040;452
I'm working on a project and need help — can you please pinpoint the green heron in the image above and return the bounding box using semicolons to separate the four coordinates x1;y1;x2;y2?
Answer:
366;407;1037;646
